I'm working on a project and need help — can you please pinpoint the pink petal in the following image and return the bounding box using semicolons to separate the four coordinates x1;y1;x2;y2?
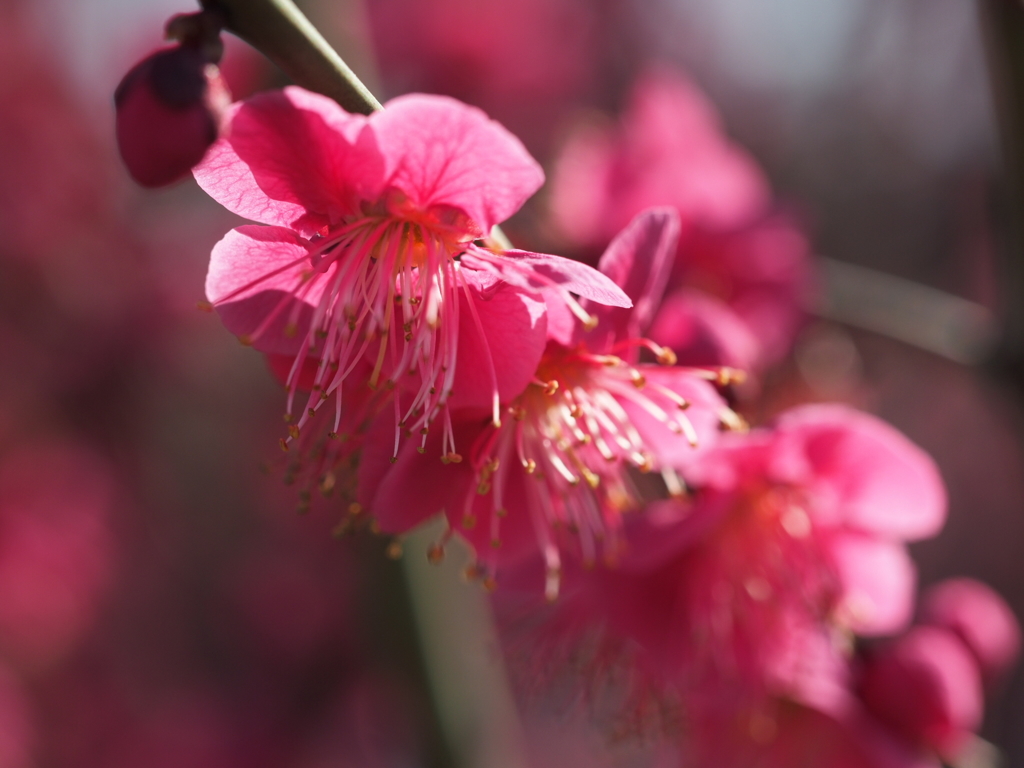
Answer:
464;249;631;308
771;405;947;540
206;225;322;355
587;207;680;352
446;278;548;412
371;94;544;233
648;289;761;370
542;289;577;347
357;410;476;535
615;67;770;230
826;533;916;636
194;87;375;236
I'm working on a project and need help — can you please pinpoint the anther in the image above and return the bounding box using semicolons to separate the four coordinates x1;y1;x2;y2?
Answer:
287;425;301;440
462;514;477;530
386;541;403;559
427;544;445;564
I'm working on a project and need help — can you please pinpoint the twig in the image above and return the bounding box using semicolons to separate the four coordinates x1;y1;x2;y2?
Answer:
200;0;382;114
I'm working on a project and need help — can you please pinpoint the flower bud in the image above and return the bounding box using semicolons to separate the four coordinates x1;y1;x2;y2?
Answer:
114;18;230;187
859;626;982;759
920;577;1021;685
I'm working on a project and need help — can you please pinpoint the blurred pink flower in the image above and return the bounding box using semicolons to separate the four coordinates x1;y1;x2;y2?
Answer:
550;67;770;247
520;403;945;731
688;699;939;768
359;209;729;596
650;213;814;372
0;441;116;671
195;88;627;449
550;68;814;374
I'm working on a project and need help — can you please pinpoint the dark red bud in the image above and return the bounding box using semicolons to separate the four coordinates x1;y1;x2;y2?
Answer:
115;45;231;188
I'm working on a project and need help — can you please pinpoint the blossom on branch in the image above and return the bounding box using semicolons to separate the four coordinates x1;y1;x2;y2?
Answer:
195;88;628;453
358;209;734;597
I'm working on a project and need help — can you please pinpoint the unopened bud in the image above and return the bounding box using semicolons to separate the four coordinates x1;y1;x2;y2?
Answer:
115;34;230;187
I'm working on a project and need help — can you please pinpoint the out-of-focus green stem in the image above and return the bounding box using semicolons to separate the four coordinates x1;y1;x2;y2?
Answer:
200;0;383;114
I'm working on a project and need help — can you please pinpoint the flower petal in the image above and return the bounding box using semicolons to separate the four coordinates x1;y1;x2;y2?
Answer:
464;249;631;308
357;410;476;535
206;225;322;355
770;405;947;540
447;276;548;412
194;87;377;235
372;94;544;232
827;533;916;636
588;207;680;351
648;289;761;370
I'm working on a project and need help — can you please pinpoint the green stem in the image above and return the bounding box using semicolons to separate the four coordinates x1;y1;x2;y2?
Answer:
200;0;382;114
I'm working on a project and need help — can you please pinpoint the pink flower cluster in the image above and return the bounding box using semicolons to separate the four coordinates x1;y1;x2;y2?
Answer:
194;87;735;592
187;69;1018;767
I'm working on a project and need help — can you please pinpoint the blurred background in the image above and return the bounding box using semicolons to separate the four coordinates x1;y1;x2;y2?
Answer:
1;0;1023;764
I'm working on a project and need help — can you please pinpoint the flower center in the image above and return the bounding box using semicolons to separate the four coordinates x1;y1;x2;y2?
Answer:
273;213;473;452
461;345;704;600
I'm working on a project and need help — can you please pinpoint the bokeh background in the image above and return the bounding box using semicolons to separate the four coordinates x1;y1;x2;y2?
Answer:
1;0;1023;765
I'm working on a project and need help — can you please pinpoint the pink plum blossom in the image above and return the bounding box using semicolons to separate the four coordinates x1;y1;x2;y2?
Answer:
549;68;814;374
549;67;770;246
358;209;731;597
195;87;627;453
517;403;945;729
